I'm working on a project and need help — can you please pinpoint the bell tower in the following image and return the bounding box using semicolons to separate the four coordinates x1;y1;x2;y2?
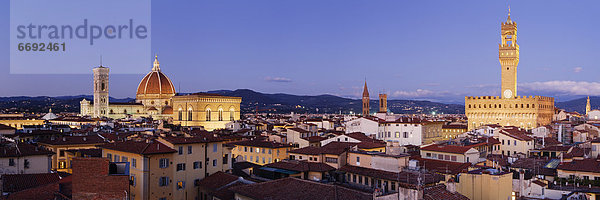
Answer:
499;7;519;99
378;93;387;113
362;81;370;117
93;65;109;118
587;96;591;115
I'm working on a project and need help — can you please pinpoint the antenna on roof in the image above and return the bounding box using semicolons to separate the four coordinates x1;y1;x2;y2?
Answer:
100;55;103;66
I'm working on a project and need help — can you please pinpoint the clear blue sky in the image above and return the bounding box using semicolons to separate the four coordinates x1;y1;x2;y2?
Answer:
1;0;599;103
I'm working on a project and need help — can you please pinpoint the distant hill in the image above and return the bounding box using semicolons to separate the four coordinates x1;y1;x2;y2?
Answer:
0;96;134;113
207;89;465;114
5;90;596;115
0;90;465;114
555;96;600;114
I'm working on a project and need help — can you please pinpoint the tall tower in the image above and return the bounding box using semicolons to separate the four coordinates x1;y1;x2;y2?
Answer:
93;66;109;118
499;7;519;99
362;81;370;117
378;93;387;113
586;96;591;115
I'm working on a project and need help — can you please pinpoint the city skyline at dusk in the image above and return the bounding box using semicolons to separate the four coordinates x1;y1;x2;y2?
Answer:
1;0;599;103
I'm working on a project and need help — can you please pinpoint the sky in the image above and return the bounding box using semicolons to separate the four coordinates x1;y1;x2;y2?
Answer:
1;0;600;104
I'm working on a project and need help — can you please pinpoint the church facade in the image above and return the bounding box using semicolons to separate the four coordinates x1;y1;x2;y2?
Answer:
464;10;555;131
80;56;241;130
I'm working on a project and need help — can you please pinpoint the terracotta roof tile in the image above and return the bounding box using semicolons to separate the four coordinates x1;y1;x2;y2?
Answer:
229;177;372;200
97;139;176;155
1;173;60;193
420;144;474;154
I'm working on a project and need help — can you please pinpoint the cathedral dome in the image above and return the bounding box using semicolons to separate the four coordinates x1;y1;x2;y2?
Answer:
136;56;176;97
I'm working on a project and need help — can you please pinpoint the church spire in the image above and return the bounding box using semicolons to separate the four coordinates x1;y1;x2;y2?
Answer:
362;80;370;117
362;80;369;98
586;96;591;115
506;5;512;23
152;54;160;71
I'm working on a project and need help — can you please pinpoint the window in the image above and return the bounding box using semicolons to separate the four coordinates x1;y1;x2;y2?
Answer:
514;140;517;146
178;110;182;120
177;181;185;190
230;109;235;121
213;159;217;166
122;156;128;162
244;147;248;152
223;154;229;164
353;174;357;182
24;159;29;169
9;158;15;166
159;177;169;186
194;161;202;169
395;132;399;138
451;156;457;161
426;153;432;158
213;144;218;152
178;146;183;155
107;153;112;160
115;155;120;162
59;161;66;169
177;163;186;171
59;150;65;157
130;175;136;186
218;109;223;121
262;148;265;154
132;158;137;168
268;149;272;154
359;176;363;184
403;132;408;138
188;146;193;154
159;158;169;168
206;109;211;121
188;110;193;121
325;157;338;163
391;182;396;191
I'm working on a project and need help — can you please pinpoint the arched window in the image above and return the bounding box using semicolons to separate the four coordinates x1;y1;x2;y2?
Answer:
188;109;193;121
123;109;127;114
230;109;235;121
178;109;182;121
206;109;211;121
218;109;223;121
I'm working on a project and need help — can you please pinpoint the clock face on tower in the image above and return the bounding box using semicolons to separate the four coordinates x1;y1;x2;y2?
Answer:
504;90;513;98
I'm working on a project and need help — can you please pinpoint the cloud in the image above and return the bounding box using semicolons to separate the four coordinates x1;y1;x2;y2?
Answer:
264;76;292;82
574;67;583;73
520;81;600;96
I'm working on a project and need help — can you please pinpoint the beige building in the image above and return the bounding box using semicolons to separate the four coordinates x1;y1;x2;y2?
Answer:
37;135;106;173
420;143;480;164
457;169;513;200
465;10;554;131
80;56;242;131
99;136;233;200
171;93;241;131
497;128;534;157
0;115;45;130
0;142;54;175
229;140;292;165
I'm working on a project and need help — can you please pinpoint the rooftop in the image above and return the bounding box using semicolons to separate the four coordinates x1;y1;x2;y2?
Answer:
97;139;177;155
229;177;372;200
